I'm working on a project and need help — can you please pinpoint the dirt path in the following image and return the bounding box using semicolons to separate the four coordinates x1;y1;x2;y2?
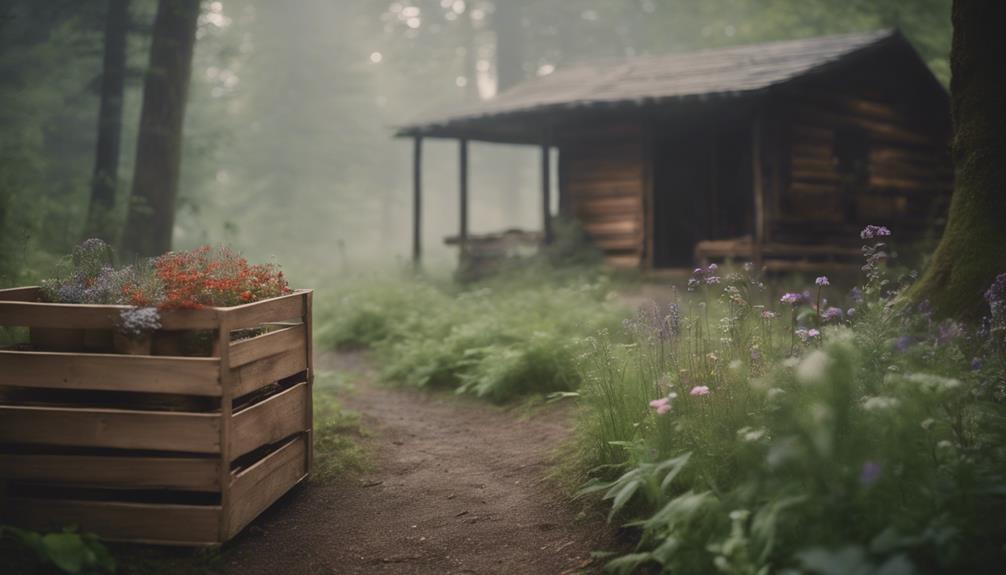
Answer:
222;352;617;575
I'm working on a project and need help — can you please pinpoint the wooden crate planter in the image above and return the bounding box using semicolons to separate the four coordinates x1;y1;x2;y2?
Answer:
0;287;314;545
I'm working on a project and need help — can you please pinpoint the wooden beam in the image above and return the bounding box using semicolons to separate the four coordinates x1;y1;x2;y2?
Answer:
412;136;422;265
752;113;766;263
459;139;469;253
541;144;552;244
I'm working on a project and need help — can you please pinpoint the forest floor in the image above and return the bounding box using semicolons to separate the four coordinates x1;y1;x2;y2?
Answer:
218;350;618;575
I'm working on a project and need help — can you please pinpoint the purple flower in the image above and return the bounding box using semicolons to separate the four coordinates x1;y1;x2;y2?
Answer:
822;307;843;322
985;273;1006;305
780;293;803;305
860;225;892;240
936;321;963;345
849;287;864;303
119;307;162;337
815;276;830;287
707;263;718;273
847;307;857;318
894;336;912;352
807;328;820;339
860;461;882;485
689;385;710;397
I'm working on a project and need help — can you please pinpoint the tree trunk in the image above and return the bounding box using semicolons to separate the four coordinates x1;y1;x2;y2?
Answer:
494;0;525;94
493;0;526;227
908;0;1006;319
120;0;200;258
84;0;129;242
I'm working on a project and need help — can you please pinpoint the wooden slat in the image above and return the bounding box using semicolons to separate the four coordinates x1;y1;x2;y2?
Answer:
0;301;219;330
228;434;307;537
230;382;308;459
229;325;305;368
231;345;307;398
225;291;306;330
4;498;221;545
0;286;41;302
0;405;220;453
0;350;220;395
0;453;219;491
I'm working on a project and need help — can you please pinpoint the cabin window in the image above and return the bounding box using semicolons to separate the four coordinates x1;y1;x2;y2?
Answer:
833;125;869;221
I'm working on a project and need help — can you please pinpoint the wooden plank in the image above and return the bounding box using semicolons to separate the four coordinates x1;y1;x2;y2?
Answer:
0;405;220;453
216;313;234;541
0;350;220;395
228;434;307;537
0;286;41;302
0;301;219;330
231;345;307;398
303;291;314;476
230;382;308;459
0;453;219;491
229;325;305;368
225;291;306;331
4;498;221;545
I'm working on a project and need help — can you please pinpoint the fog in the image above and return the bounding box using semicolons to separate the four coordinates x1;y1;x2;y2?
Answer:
0;0;951;284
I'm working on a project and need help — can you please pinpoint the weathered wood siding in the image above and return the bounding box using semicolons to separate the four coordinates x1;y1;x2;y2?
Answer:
775;86;952;243
559;125;645;267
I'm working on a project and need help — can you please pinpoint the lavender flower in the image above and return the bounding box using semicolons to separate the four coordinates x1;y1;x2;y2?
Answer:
860;225;892;240
849;287;864;303
859;461;882;485
780;293;803;305
894;336;912;352
985;272;1006;312
119;307;162;337
822;307;843;322
815;276;830;287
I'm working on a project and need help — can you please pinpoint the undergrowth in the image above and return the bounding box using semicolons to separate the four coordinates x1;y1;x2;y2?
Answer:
316;269;627;401
573;228;1006;574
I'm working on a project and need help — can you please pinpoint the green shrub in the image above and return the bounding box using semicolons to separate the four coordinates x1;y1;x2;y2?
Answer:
316;271;626;401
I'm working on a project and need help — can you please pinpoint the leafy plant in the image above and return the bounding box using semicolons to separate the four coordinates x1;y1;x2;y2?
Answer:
573;226;1006;574
1;526;115;575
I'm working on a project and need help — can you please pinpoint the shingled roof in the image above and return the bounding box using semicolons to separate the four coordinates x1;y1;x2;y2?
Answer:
397;29;914;139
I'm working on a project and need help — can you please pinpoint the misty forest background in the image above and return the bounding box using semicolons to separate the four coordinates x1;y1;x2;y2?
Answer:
0;0;952;285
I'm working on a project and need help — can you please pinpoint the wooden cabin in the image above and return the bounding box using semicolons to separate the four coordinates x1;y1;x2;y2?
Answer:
398;30;952;271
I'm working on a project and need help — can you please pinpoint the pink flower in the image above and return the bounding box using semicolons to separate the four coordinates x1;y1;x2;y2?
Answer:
649;397;672;415
690;385;710;396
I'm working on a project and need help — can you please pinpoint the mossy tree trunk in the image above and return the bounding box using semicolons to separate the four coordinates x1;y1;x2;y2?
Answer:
909;0;1006;318
121;0;200;258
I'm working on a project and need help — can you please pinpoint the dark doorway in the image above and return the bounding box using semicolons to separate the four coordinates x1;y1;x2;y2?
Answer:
652;133;711;267
652;123;754;268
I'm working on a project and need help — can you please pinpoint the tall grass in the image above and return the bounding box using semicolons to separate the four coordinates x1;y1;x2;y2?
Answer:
316;270;627;401
575;234;1006;574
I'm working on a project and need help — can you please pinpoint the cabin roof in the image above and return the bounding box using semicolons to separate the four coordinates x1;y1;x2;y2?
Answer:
397;29;938;142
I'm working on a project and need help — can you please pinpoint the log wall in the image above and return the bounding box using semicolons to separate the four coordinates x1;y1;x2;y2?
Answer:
559;124;645;267
776;87;952;243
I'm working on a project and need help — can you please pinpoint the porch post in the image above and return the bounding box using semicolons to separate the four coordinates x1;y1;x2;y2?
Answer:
412;136;423;265
541;144;552;244
752;113;765;265
459;139;469;252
